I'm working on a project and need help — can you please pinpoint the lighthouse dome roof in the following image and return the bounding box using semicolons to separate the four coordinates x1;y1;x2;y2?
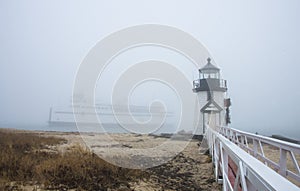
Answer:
199;58;220;73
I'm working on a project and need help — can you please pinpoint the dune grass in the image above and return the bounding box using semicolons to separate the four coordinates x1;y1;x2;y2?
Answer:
0;129;147;190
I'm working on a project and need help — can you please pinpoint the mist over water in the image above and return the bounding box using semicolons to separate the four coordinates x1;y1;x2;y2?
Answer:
2;121;299;141
0;122;181;135
1;1;300;141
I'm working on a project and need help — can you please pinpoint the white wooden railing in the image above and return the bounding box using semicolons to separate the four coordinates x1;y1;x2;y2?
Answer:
205;126;300;191
218;126;300;184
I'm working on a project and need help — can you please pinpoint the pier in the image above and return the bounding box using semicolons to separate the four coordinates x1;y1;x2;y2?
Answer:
205;125;300;191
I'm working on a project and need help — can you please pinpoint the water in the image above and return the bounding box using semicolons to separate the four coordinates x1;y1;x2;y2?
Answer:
233;125;300;141
1;122;299;141
0;122;178;134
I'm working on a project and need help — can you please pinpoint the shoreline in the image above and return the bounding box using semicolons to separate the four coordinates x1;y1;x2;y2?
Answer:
0;128;220;191
2;123;300;141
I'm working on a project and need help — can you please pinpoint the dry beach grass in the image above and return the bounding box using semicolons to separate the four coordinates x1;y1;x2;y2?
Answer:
0;128;221;191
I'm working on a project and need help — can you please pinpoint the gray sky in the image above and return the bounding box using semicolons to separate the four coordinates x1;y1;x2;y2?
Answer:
0;0;300;138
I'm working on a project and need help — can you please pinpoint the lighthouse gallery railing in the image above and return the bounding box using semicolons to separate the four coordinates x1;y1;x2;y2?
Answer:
206;126;300;191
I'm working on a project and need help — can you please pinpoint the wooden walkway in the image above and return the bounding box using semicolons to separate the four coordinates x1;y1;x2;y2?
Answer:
205;126;300;191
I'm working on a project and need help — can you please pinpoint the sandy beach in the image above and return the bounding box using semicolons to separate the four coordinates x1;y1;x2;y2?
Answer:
0;129;221;191
51;131;221;190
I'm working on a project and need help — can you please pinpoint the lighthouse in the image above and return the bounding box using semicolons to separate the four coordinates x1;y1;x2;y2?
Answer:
193;58;230;134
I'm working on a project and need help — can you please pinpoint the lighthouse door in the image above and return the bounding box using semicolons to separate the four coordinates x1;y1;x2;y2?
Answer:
208;112;217;129
203;112;217;133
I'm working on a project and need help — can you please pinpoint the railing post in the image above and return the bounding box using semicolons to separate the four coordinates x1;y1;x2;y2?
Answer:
279;148;287;177
240;161;248;191
220;142;227;191
214;138;220;183
244;136;249;148
253;139;258;158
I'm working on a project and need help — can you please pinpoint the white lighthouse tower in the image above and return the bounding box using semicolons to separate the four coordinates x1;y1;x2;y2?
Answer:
193;58;230;134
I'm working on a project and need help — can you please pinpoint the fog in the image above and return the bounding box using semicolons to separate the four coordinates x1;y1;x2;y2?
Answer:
1;1;300;138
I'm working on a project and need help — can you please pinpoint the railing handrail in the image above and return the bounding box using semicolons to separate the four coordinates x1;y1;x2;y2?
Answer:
220;126;300;151
218;126;300;186
193;78;227;82
193;78;227;88
206;126;300;191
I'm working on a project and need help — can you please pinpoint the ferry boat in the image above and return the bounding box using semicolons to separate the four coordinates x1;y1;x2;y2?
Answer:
48;103;173;126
